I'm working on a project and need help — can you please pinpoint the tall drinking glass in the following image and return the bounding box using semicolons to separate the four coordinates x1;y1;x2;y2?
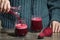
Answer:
15;19;28;36
31;15;43;32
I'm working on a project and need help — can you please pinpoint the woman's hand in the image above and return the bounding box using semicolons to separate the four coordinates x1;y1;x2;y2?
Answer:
58;23;60;33
0;0;11;12
51;21;60;33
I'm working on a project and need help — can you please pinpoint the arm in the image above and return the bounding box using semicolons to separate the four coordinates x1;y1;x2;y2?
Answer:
48;0;60;33
0;0;11;12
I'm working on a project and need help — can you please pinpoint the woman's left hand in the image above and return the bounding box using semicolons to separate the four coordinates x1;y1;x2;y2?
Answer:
50;21;60;33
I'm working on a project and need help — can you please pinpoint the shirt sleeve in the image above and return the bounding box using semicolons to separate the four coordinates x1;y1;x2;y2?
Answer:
48;0;60;22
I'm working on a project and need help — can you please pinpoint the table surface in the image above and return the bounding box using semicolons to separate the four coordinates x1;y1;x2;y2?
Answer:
0;31;60;40
0;21;60;40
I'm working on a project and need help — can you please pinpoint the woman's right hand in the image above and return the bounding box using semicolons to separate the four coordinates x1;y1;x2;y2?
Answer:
0;0;11;13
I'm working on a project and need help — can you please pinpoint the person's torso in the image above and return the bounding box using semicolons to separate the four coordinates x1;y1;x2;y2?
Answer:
6;0;49;28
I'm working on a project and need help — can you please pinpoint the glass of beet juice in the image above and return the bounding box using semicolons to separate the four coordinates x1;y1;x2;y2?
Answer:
31;15;43;32
15;20;28;36
6;6;21;33
8;6;28;36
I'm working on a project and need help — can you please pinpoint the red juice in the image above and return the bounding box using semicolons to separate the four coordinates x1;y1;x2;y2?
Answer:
15;24;28;36
31;17;43;32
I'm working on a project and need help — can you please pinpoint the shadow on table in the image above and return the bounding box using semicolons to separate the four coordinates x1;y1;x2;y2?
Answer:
7;33;26;37
7;33;17;37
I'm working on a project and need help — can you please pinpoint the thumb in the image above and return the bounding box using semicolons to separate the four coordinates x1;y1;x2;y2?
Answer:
50;23;53;28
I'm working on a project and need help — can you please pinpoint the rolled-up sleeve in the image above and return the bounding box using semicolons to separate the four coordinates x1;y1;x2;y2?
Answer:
48;0;60;22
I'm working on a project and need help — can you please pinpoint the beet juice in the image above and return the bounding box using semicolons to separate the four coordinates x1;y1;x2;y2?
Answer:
31;17;43;32
15;23;28;36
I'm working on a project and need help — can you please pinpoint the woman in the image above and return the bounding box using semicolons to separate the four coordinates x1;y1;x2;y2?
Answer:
0;0;60;33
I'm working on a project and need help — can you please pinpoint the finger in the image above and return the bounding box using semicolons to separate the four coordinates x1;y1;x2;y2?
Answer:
3;0;7;12
58;24;60;33
6;1;10;12
58;26;60;33
0;0;1;4
52;22;56;33
55;23;59;33
0;0;1;12
50;24;51;28
0;0;4;12
50;23;53;28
